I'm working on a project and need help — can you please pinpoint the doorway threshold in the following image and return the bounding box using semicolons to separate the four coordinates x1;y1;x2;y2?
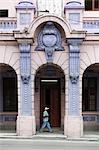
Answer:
35;131;67;140
36;128;66;139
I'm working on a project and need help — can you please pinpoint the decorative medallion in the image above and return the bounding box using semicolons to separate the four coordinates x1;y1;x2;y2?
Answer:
42;34;57;47
35;22;64;62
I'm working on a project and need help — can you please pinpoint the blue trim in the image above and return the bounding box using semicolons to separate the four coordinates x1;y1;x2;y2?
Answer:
64;0;84;10
68;39;83;116
19;1;33;5
20;43;32;116
67;1;81;5
16;1;36;10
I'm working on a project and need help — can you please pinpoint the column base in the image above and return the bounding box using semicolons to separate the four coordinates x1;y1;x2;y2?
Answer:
64;115;83;138
17;116;36;136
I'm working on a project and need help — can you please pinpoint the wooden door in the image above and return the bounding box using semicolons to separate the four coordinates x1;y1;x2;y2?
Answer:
3;77;18;111
40;80;60;127
50;87;60;127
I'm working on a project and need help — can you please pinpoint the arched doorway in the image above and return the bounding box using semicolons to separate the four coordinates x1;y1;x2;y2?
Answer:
40;79;60;127
82;63;99;131
35;64;65;131
0;64;18;132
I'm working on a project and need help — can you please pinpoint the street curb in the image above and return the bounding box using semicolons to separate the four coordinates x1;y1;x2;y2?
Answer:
0;135;99;142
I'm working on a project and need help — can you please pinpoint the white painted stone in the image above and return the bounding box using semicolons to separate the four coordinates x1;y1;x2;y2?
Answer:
37;0;63;16
64;115;83;138
17;115;36;136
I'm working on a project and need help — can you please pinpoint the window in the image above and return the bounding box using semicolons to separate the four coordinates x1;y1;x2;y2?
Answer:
69;13;80;24
82;77;97;111
20;13;31;25
94;0;99;9
0;10;8;17
85;0;99;10
3;78;18;112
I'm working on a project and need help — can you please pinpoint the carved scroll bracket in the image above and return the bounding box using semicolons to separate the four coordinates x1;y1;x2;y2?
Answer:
19;43;31;53
19;42;31;84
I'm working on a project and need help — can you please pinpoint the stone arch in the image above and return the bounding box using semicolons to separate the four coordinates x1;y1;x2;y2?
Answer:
29;14;72;38
0;45;20;76
33;62;66;78
0;63;18;132
82;63;99;131
80;43;99;78
31;58;68;81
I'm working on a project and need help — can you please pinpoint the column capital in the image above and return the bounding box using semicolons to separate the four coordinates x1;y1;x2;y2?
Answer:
67;38;83;53
19;43;31;53
67;38;83;45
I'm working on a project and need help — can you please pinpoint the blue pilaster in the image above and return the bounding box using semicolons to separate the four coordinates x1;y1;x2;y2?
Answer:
68;39;82;116
19;43;32;116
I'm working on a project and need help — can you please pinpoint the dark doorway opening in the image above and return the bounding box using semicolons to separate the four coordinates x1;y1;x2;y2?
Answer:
3;77;18;112
40;79;61;127
82;63;99;132
0;64;18;132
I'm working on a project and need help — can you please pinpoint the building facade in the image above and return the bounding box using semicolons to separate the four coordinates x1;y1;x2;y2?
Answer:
0;0;99;138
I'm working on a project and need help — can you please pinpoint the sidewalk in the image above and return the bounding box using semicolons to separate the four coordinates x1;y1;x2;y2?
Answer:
0;131;99;141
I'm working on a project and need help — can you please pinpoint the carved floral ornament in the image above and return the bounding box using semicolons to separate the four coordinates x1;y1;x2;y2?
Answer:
35;22;64;62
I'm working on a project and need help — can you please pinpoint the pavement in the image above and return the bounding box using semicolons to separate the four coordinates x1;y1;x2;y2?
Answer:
0;131;99;142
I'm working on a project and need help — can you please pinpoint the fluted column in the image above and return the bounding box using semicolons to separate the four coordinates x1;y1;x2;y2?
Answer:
17;43;36;136
64;39;83;138
68;39;80;116
20;43;31;115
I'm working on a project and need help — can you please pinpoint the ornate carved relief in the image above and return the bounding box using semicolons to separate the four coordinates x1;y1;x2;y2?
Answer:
20;43;31;81
21;74;30;84
36;22;64;62
69;74;79;84
68;39;83;84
